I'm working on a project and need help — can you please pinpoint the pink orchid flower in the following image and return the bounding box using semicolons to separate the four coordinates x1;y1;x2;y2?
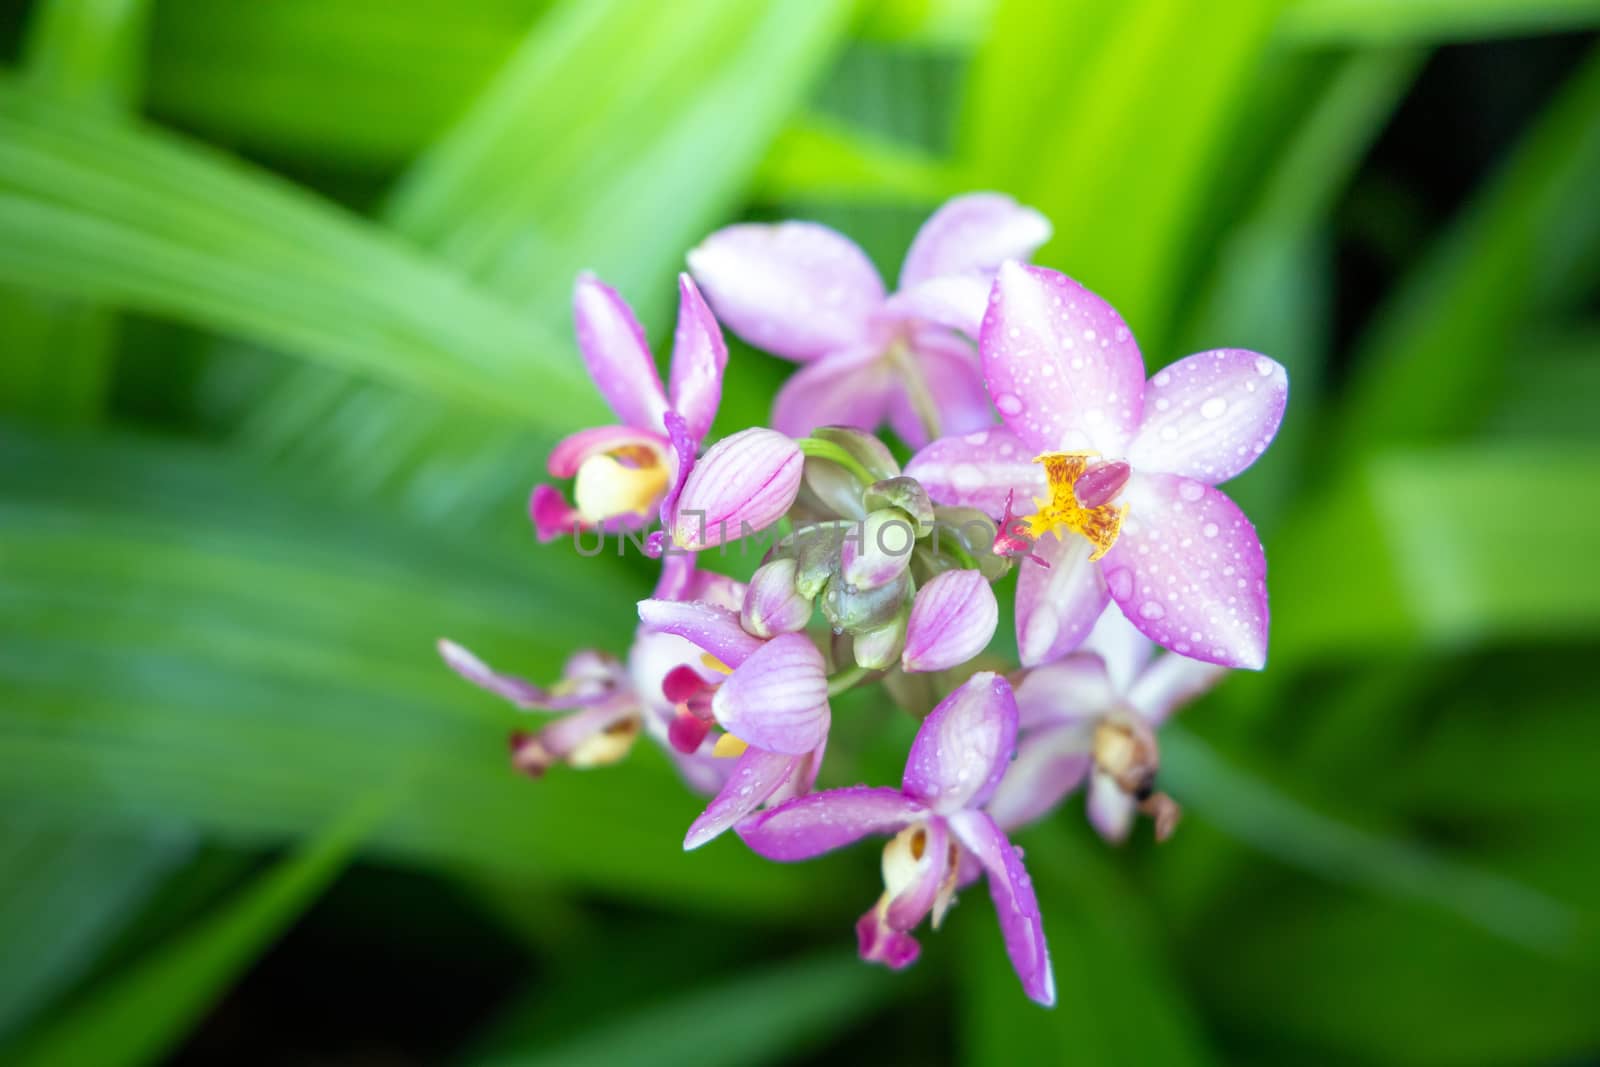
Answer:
636;597;831;849
530;272;727;541
688;193;1050;447
986;606;1227;843
906;262;1289;669
437;554;741;794
738;672;1054;1006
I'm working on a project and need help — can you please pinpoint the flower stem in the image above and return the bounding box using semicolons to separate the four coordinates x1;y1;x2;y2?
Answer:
826;664;872;697
797;438;877;485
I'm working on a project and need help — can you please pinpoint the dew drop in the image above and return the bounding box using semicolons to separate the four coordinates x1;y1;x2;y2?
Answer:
1254;356;1275;377
1139;601;1166;621
951;463;985;492
1178;480;1204;502
964;430;989;445
1203;522;1219;538
995;393;1023;417
1200;397;1227;419
1107;567;1134;600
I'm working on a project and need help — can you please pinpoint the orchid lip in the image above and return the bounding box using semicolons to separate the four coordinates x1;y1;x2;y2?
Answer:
1023;451;1127;561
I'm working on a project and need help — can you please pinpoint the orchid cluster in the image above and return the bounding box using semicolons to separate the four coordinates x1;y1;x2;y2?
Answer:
439;194;1288;1006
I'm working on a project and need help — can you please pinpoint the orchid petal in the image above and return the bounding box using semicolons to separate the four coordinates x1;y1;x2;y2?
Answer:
667;274;729;441
899;192;1052;290
1079;604;1156;694
904;427;1043;519
684;748;800;849
687;222;884;362
573;273;669;431
879;275;993;339
712;633;829;755
1086;771;1135;844
637;599;763;670
1127;349;1289;485
1014;654;1116;730
770;345;892;439
984;728;1093;833
1015;531;1110;667
901;569;998;673
528;484;581;542
547;424;668;478
884;331;993;448
737;786;923;860
657;410;697;531
1126;652;1228;728
949;810;1055;1006
981;262;1146;455
884;816;951;931
1100;472;1269;670
671;428;803;550
902;671;1017;813
438;640;616;711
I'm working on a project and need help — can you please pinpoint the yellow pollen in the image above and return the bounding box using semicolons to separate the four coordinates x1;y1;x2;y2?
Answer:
712;732;749;758
572;450;668;524
1024;452;1127;561
700;652;734;675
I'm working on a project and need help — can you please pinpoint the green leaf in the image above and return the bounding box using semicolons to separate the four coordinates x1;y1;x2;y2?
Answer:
753;113;957;206
962;0;1288;348
145;0;543;167
235;0;855;526
1271;445;1600;659
0;814;191;1038
959;825;1215;1067
1161;727;1586;956
1281;0;1600;45
1335;45;1600;450
0;79;599;423
0;426;831;913
2;800;377;1067
0;0;149;426
470;950;906;1067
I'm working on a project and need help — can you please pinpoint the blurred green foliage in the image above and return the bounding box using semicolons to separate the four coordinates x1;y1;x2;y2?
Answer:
1;0;1598;1064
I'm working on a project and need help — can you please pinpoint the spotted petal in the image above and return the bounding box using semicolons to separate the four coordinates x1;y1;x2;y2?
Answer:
737;786;924;861
981;262;1146;455
573;273;669;432
902;672;1017;813
1014;532;1110;667
684;748;801;850
687;222;884;362
949;810;1055;1006
904;427;1043;520
1100;472;1269;670
1127;349;1288;485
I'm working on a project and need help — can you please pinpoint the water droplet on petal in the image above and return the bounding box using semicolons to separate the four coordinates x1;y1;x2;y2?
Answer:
995;393;1023;417
1254;356;1275;377
1107;567;1134;600
1201;397;1227;419
1178;480;1204;502
1203;522;1219;538
1139;601;1166;621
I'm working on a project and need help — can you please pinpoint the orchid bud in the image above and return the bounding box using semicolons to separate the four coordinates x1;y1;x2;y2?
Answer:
671;428;803;550
741;558;813;638
822;569;911;632
901;569;998;673
863;477;935;536
799;427;901;520
786;522;846;599
840;508;917;591
852;612;908;671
